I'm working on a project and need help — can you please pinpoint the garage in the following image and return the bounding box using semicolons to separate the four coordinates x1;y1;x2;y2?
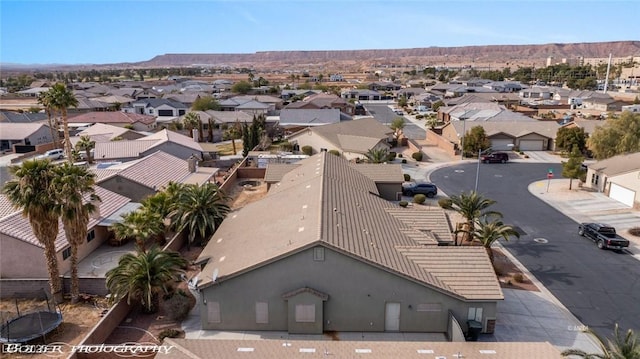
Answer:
518;139;544;151
490;138;514;151
609;183;635;207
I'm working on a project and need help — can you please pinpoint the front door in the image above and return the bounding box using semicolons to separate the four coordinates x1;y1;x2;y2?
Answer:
384;302;400;331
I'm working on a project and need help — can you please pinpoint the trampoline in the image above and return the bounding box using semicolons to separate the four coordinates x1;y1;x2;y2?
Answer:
0;290;63;343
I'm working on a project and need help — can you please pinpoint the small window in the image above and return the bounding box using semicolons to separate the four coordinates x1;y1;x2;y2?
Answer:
62;247;71;260
207;301;221;323
468;307;483;322
86;230;96;243
149;109;154;114
295;304;315;323
313;247;325;261
256;302;268;324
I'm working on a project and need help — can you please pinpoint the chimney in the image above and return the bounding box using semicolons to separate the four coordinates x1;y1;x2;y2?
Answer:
187;154;198;173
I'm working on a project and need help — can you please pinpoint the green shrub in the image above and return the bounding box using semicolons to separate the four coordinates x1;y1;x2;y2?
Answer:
519;151;524;155
398;153;403;158
158;329;183;341
387;151;397;161
415;114;424;119
403;174;411;181
438;198;453;209
512;273;525;283
280;142;294;152
328;149;341;157
629;227;640;237
413;194;426;204
411;152;423;161
301;145;313;156
401;159;407;164
399;201;408;208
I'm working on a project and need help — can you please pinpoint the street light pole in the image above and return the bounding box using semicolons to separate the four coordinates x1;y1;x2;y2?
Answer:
474;148;482;192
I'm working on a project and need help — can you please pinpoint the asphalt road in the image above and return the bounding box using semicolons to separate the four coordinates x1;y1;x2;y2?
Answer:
363;104;426;140
430;162;640;338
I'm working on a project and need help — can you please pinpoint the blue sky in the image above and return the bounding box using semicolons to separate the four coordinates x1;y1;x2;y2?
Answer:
1;0;639;65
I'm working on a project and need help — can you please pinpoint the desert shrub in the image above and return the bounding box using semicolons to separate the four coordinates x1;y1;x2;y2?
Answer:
401;159;407;164
519;151;524;155
438;198;453;209
411;151;423;161
301;145;313;156
629;227;640;237
413;194;426;204
403;173;411;181
158;329;183;341
387;151;396;161
512;273;524;283
280;142;294;151
328;149;341;157
398;153;403;158
399;201;408;208
162;290;192;321
415;114;424;119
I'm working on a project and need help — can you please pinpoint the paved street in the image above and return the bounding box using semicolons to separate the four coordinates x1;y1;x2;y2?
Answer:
430;162;640;340
363;103;426;140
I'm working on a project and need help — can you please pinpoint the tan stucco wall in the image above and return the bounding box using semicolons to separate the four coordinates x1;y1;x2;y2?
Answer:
0;235;48;278
289;131;340;156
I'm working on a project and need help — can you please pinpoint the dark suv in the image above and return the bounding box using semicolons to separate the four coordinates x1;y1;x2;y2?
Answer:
402;182;438;197
480;152;509;163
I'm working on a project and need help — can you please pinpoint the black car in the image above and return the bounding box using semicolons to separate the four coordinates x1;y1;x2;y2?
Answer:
480;152;509;163
402;182;438;197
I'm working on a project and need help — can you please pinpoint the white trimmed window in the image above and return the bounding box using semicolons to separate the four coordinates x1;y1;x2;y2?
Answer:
207;301;221;323
295;304;315;323
256;302;268;324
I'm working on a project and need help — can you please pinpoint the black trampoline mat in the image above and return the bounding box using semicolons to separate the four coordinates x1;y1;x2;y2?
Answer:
0;311;62;342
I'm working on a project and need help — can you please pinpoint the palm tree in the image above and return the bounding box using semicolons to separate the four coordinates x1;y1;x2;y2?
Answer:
111;209;164;252
562;324;640;359
106;246;187;313
183;112;201;140
3;159;63;300
171;183;230;249
75;135;95;164
449;191;502;245
224;121;242;155
51;163;100;303
471;217;520;264
365;147;390;164
37;91;60;148
390;117;405;140
48;83;78;161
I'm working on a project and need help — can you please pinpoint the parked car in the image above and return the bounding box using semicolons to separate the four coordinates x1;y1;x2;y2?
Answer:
578;222;630;250
480;152;509;163
36;149;64;161
402;182;438;197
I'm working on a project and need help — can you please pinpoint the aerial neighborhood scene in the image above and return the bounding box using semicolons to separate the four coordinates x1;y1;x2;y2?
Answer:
1;1;640;358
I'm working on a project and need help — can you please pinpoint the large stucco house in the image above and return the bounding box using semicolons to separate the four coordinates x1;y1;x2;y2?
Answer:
585;152;640;208
195;152;502;336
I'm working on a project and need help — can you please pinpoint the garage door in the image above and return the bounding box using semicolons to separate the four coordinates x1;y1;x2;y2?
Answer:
519;140;544;151
490;139;514;151
609;183;635;207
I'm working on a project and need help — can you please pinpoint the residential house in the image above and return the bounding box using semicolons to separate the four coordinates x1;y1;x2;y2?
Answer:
341;89;382;101
284;94;354;115
285;117;393;160
94;129;204;162
440;121;560;151
195;152;502;335
368;81;401;91
0;111;48;124
0;186;131;280
396;87;426;99
97;151;218;202
482;81;524;93
123;98;188;120
439;102;536;124
581;97;627;112
72;123;145;145
68;111;157;131
280;90;321;101
585;152;640;208
329;74;344;82
622;104;640;113
519;87;554;101
279;109;343;129
0;123;52;151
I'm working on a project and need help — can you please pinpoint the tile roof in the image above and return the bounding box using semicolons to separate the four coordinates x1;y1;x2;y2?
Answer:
142;129;203;152
160;339;562;359
198;153;502;301
350;163;404;183
0;186;130;251
204;111;254;124
0;123;49;139
0;111;48;124
235;100;271;110
76;123;133;140
68;111;156;125
336;134;387;153
589;151;640;176
279;109;341;126
132;98;188;109
449;121;559;139
95;140;157;160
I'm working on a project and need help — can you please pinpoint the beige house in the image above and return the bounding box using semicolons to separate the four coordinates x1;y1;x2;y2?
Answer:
195;153;502;336
440;121;559;152
286;117;394;160
586;152;640;208
0;186;130;279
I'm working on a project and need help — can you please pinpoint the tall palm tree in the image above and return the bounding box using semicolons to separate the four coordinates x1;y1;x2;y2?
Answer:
471;217;520;264
48;83;78;161
224;121;242;155
3;159;63;300
106;246;187;313
51;163;100;303
37;91;60;148
111;209;164;252
171;183;230;249
75;135;96;164
183;112;201;140
449;191;502;245
562;324;640;359
365;147;390;164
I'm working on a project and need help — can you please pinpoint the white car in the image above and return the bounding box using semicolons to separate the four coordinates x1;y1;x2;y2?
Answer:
36;149;64;160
